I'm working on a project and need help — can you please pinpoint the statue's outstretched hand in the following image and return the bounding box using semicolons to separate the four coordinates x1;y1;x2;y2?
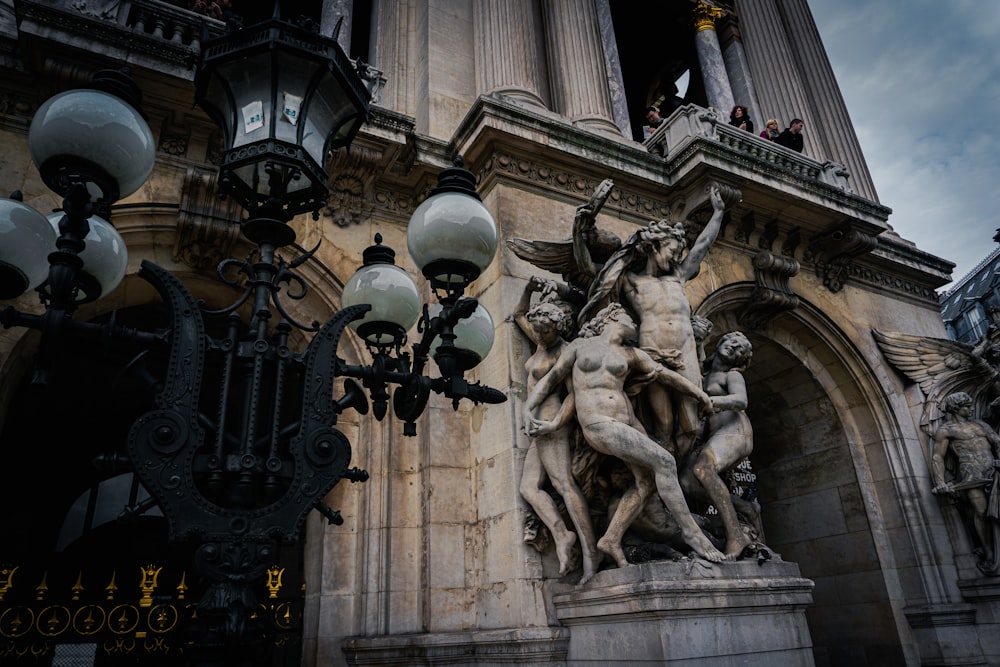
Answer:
709;184;725;212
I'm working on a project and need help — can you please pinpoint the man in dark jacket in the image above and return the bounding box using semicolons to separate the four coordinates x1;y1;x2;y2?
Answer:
776;118;804;152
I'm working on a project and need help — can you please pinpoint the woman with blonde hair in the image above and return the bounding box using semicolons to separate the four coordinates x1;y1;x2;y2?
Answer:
760;118;780;141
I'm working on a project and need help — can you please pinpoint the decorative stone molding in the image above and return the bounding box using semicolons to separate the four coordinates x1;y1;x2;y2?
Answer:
739;250;800;330
848;264;941;304
646;104;720;157
481;151;673;221
734;210;755;245
781;226;802;258
174;166;242;271
805;220;879;292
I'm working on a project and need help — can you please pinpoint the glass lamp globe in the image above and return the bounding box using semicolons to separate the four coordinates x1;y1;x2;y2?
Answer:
29;83;155;202
429;301;495;371
48;213;128;299
407;160;498;291
341;236;421;346
0;198;57;299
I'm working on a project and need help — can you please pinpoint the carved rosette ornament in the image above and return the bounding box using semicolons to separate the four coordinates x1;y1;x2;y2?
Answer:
805;221;879;292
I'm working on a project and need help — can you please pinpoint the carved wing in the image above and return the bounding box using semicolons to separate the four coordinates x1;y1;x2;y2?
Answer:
507;178;621;293
873;329;998;434
507;237;576;274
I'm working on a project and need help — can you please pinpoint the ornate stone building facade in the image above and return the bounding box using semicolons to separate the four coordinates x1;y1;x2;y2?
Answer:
0;1;993;666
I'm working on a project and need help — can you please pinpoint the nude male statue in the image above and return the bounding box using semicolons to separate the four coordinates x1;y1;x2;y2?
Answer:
580;182;732;460
931;391;1000;563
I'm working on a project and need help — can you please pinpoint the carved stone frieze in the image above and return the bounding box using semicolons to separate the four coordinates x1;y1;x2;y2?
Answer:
848;264;940;303
739;250;800;330
805;220;879;292
324;144;385;227
174;166;242;271
481;151;673;221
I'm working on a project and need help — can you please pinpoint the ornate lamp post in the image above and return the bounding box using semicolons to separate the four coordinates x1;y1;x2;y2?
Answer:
0;9;504;666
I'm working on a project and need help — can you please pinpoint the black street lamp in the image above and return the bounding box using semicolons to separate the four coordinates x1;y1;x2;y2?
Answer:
0;10;504;667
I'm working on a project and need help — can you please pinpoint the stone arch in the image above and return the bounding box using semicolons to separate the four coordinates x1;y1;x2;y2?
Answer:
694;282;931;664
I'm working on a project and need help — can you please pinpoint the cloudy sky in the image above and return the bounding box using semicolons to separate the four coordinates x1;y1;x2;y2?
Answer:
807;0;1000;291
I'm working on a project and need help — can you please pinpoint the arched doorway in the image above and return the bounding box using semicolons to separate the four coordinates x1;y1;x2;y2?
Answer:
700;292;911;666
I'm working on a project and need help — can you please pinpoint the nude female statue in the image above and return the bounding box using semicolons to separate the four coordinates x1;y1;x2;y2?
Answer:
514;277;599;584
524;302;725;567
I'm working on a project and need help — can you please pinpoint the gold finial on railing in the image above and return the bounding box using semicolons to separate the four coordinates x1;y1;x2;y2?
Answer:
35;571;49;601
106;570;119;601
177;571;189;601
71;571;85;601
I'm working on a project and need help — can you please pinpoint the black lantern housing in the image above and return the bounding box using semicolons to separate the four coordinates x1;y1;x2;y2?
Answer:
194;16;371;218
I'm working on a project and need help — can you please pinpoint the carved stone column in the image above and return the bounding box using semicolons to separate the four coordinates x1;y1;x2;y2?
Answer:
594;0;632;137
473;0;550;109
718;14;763;128
540;0;622;136
693;2;735;115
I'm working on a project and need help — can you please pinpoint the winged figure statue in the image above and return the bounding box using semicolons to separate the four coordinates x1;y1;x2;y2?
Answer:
872;328;1000;435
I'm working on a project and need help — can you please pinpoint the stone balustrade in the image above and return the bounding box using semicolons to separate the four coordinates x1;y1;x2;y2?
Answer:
646;104;852;194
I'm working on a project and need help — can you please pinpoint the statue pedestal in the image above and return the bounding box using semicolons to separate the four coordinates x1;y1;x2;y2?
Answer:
552;558;816;666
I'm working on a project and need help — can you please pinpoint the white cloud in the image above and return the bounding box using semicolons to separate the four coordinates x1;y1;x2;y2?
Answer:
809;0;1000;288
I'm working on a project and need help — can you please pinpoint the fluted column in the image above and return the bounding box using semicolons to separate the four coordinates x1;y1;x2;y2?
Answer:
693;1;735;115
541;0;622;136
473;0;549;108
370;0;418;117
773;0;878;201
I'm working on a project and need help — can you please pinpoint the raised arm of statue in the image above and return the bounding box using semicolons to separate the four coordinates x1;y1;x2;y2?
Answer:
572;178;614;281
678;183;727;280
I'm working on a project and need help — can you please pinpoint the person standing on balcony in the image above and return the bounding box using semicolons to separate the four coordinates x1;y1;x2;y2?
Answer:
760;118;780;141
776;118;805;152
643;106;664;140
728;105;754;134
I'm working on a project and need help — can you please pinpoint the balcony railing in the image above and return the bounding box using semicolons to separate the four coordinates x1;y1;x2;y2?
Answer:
17;0;228;75
645;105;852;194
